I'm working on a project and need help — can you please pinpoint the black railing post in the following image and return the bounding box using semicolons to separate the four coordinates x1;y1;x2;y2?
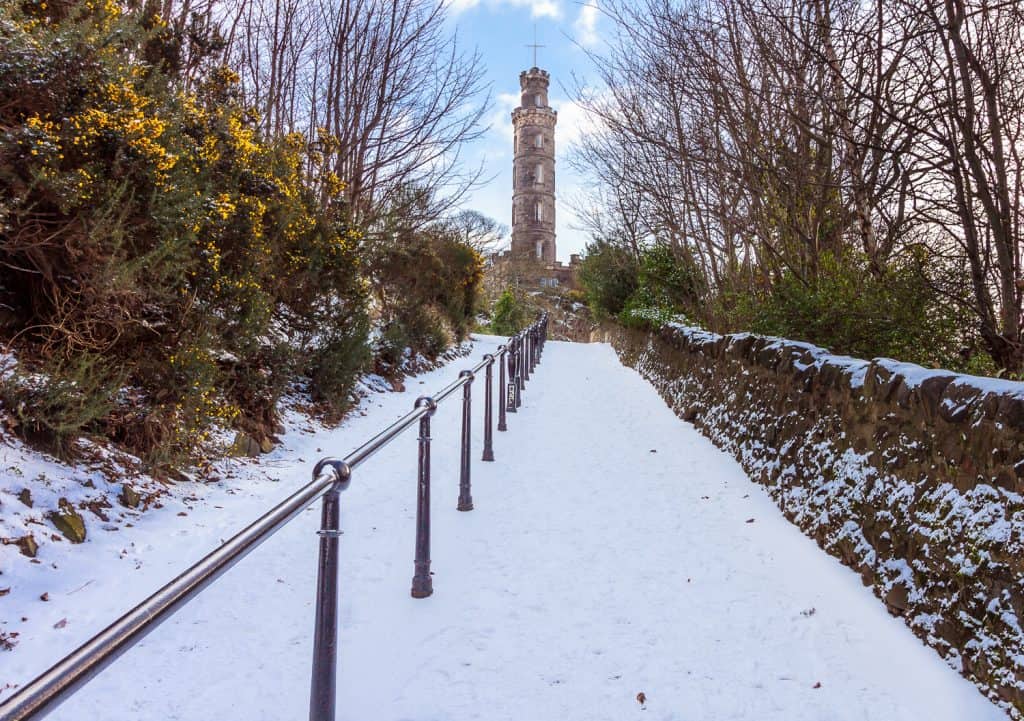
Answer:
507;339;518;414
524;327;532;374
457;370;474;511
497;345;508;430
525;329;531;372
515;335;523;409
523;331;531;382
411;397;436;599
309;463;351;721
482;356;495;461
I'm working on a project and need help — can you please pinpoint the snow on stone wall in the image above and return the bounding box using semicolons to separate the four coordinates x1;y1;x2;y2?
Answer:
603;323;1024;718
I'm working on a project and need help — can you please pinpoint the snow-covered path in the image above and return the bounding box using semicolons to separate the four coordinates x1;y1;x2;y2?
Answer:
3;338;1007;720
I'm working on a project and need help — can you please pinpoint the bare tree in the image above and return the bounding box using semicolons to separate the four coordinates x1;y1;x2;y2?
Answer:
316;0;490;225
216;0;490;228
446;210;508;253
888;0;1024;370
570;0;1024;371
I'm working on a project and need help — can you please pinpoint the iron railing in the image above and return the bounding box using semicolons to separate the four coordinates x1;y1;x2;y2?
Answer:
0;313;550;721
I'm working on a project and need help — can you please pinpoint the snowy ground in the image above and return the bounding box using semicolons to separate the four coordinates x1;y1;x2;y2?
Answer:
0;337;1008;720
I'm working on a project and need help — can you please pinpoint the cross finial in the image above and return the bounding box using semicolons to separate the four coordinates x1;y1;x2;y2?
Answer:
526;24;544;67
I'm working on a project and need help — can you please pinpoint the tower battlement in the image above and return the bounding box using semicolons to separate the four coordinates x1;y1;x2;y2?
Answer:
519;67;550;80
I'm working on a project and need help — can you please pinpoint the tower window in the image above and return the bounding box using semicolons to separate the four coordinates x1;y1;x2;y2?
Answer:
534;134;543;149
535;93;543;107
535;164;544;184
535;203;543;222
536;241;543;258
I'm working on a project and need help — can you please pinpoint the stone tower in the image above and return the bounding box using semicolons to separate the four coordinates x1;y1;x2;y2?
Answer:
511;67;557;263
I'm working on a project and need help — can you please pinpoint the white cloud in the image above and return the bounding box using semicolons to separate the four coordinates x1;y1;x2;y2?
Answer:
525;0;560;18
488;92;521;143
574;1;599;46
448;0;562;19
445;0;482;13
551;97;597;148
485;92;595;151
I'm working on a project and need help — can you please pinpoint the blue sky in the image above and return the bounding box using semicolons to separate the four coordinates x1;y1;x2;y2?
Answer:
447;0;602;261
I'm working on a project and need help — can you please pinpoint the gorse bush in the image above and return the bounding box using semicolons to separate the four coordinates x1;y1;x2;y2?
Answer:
616;245;705;330
365;201;484;372
0;1;369;463
725;250;967;368
579;241;703;331
0;353;124;456
490;288;526;335
310;316;372;415
577;239;639;319
636;244;706;313
618;286;686;330
579;235;973;370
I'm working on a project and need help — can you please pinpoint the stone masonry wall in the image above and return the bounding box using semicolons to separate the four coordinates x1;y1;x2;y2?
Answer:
601;323;1024;717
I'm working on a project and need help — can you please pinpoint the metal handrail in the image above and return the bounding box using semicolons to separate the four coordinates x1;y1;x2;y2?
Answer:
0;314;549;721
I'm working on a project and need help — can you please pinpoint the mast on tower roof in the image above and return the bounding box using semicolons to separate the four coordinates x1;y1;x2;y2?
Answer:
525;24;545;68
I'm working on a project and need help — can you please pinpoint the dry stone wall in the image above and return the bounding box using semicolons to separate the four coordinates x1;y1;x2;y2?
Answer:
601;323;1024;717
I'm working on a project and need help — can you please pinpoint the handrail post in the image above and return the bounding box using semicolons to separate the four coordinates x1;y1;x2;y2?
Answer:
482;356;495;461
526;332;532;381
457;370;475;511
411;397;436;598
529;328;536;373
309;464;351;721
524;331;532;383
497;345;508;430
524;331;532;380
507;339;518;414
515;335;523;408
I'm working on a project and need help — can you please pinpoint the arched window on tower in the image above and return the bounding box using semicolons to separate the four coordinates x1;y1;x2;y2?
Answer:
535;202;543;222
534;93;543;107
536;240;542;258
534;134;543;149
535;164;544;184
